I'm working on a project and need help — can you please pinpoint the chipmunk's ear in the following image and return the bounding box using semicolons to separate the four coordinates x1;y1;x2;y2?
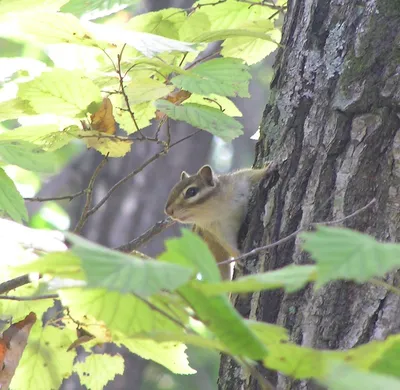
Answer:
198;165;218;187
180;171;190;180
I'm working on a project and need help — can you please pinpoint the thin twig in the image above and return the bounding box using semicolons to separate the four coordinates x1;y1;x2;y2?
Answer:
116;44;143;137
0;294;58;301
116;217;176;252
24;190;86;202
219;198;376;266
85;131;201;220
74;155;109;234
85;151;166;220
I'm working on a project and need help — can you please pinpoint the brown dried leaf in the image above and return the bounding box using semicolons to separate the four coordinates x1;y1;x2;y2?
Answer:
0;312;37;390
90;97;116;135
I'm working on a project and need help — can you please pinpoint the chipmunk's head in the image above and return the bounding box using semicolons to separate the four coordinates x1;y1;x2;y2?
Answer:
165;165;220;224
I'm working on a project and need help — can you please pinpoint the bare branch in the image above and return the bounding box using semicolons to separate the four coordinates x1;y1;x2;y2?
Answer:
117;217;176;252
0;294;58;301
73;155;109;234
0;275;32;295
24;190;85;202
85;131;200;220
220;198;377;266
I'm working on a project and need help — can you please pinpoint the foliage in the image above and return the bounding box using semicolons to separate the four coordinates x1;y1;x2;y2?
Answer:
1;1;400;390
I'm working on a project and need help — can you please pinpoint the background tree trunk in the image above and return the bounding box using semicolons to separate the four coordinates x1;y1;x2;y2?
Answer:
219;1;400;389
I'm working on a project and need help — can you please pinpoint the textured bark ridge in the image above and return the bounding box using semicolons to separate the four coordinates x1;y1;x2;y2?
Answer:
219;1;400;389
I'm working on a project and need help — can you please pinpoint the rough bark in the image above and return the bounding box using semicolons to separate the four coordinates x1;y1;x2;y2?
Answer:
219;1;400;389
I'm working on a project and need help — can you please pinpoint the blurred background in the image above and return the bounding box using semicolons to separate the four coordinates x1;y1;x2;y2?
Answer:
0;0;276;388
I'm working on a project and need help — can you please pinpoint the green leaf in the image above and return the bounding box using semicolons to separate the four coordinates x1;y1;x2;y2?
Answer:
0;168;27;222
61;0;131;18
12;251;85;280
127;8;186;39
74;354;124;390
0;0;67;17
183;94;242;117
221;29;281;65
194;1;278;30
196;265;316;296
125;78;174;104
371;339;400;378
179;11;211;41
18;69;102;117
320;361;400;390
11;323;76;390
0;141;56;173
66;233;194;296
193;27;277;43
119;338;196;374
88;23;198;57
0;98;36;121
155;101;243;142
159;229;220;282
0;125;76;151
160;230;268;360
344;334;400;377
0;284;55;322
111;95;156;133
301;227;400;287
59;289;185;335
171;58;251;97
221;23;280;65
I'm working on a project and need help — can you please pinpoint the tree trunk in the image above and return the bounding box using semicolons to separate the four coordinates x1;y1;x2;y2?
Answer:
219;1;400;389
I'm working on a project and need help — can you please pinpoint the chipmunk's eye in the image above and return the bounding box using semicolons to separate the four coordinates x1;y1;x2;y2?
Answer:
185;187;199;199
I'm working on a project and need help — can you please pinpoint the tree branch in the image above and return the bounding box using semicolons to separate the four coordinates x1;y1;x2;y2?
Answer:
220;198;377;266
24;190;86;202
85;131;200;220
0;294;58;301
0;275;32;295
73;155;109;234
116;217;176;252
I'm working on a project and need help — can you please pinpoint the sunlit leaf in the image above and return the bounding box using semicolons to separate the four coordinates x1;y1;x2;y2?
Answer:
156;100;243;141
66;233;193;296
61;0;131;19
171;58;251;97
0;168;27;223
127;8;186;39
120;338;196;374
0;125;76;151
11;323;75;390
195;265;316;296
160;230;267;360
221;22;281;65
18;69;102;117
183;94;242;117
12;251;84;280
194;1;278;30
76;130;133;157
59;289;185;336
0;98;36;121
301;227;400;287
320;361;400;390
74;354;124;390
125;78;174;104
0;141;56;173
0;0;67;17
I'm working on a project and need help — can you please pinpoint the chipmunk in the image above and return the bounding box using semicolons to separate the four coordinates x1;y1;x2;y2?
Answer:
165;164;273;280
